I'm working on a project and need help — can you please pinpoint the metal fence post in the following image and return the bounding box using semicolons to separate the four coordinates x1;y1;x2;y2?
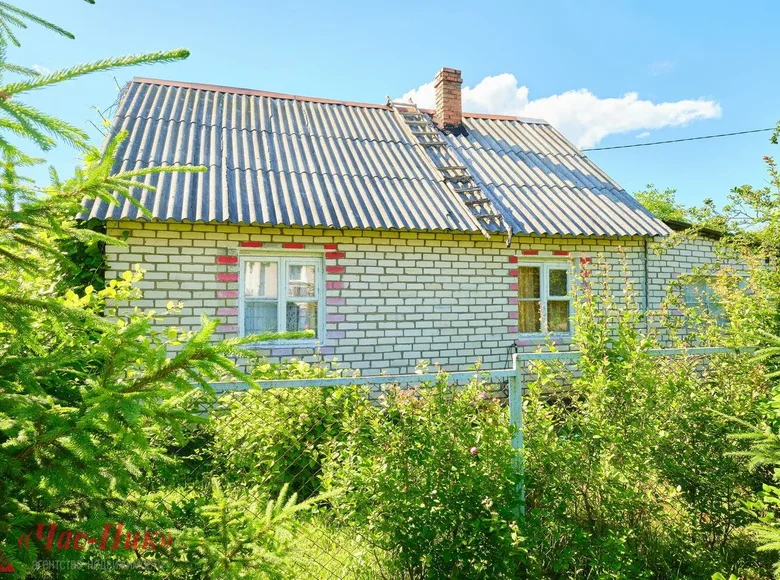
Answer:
509;352;525;516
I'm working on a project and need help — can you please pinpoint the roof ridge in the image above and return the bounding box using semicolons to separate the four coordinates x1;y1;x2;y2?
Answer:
132;77;393;111
130;77;546;123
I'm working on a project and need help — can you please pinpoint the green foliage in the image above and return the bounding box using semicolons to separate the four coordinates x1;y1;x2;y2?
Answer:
212;359;369;499
0;3;304;577
681;123;780;251
326;374;521;579
659;251;780;348
730;333;780;578
179;479;324;580
289;518;387;579
520;260;771;578
55;217;110;293
635;184;689;222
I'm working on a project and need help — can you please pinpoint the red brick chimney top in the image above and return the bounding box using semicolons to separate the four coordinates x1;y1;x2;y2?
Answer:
434;68;462;129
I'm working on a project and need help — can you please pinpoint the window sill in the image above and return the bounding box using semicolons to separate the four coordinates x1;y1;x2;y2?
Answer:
515;334;573;347
243;339;323;350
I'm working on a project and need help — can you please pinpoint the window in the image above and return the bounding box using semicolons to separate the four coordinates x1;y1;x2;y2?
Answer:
517;263;572;334
682;277;724;320
240;255;324;342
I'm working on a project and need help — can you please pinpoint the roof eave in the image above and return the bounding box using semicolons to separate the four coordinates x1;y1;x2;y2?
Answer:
663;218;725;240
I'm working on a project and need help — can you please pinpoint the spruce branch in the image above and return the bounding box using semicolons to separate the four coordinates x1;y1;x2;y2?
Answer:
0;63;41;78
0;17;20;47
0;99;90;149
115;165;208;179
0;294;111;329
0;2;75;39
0;49;191;97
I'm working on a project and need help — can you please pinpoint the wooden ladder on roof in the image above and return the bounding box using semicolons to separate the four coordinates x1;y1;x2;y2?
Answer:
386;99;512;242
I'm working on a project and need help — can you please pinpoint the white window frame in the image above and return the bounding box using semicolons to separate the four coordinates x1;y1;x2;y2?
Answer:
516;260;573;336
681;275;726;324
238;253;326;346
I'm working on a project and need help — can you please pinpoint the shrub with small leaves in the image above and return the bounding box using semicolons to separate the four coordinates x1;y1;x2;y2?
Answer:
326;373;521;579
211;358;369;500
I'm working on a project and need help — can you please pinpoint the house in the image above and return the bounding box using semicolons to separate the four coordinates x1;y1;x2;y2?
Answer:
80;68;724;375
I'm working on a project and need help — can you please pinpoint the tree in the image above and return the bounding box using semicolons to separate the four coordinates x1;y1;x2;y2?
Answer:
0;4;303;576
635;184;689;222
658;123;780;252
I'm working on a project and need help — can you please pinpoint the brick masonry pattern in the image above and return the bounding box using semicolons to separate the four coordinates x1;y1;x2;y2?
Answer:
104;221;723;375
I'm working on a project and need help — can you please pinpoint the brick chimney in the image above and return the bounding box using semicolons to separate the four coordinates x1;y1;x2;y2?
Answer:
434;67;462;129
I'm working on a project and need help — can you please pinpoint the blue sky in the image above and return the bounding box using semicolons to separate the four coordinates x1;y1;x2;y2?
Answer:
17;0;780;209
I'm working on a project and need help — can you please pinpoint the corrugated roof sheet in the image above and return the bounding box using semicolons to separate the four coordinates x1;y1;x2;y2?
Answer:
81;78;670;237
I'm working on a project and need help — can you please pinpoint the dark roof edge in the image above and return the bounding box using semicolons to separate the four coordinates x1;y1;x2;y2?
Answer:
663;218;724;240
130;77;549;123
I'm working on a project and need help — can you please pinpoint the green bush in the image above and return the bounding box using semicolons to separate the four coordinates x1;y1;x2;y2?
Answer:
519;258;772;578
326;375;522;579
211;358;369;500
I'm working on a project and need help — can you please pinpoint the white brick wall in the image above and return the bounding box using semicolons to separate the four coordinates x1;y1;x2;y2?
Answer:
647;235;727;308
104;220;723;375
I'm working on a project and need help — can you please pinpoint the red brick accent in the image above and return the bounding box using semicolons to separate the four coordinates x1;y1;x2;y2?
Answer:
324;244;338;250
326;281;345;290
217;307;238;316
509;255;518;263
508;311;518;319
325;252;345;260
326;314;346;323
508;297;518;305
240;241;262;248
326;265;345;274
508;326;518;334
326;297;346;306
217;273;239;282
553;251;570;256
283;242;305;249
216;324;239;333
217;290;239;298
521;250;538;256
216;255;238;265
509;269;518;277
580;256;592;265
509;283;519;291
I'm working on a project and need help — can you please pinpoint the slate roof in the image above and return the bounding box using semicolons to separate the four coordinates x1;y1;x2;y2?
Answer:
80;78;670;238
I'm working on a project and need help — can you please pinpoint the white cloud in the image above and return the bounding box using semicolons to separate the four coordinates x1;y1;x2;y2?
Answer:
32;64;51;75
400;73;721;148
635;131;651;139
